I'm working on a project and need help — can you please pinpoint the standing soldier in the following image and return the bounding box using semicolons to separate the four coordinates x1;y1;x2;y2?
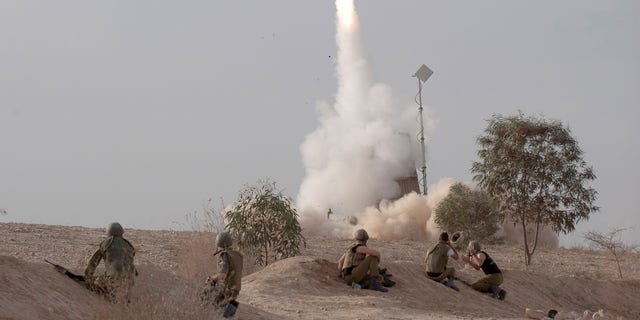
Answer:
84;222;136;303
207;231;244;318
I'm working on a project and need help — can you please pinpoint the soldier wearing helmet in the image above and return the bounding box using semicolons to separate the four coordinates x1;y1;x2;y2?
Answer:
337;229;389;292
84;222;136;302
205;231;244;318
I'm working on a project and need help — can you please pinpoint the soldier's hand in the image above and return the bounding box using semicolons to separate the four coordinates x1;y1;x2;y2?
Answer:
205;276;217;286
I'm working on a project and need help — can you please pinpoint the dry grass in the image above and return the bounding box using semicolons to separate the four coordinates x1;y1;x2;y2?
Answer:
90;232;229;320
176;232;218;281
91;230;266;320
91;288;222;320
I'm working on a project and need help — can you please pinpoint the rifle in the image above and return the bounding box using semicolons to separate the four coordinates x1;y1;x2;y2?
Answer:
44;259;85;283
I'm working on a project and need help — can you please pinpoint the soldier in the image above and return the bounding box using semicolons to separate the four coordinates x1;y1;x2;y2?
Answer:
206;231;243;318
337;229;388;292
460;240;507;300
84;222;136;303
425;232;460;291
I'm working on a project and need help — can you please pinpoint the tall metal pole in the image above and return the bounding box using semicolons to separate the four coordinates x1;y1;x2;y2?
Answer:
413;64;433;196
417;78;427;195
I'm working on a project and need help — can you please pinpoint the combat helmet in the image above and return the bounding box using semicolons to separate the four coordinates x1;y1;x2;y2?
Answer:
106;222;124;237
354;229;369;244
216;231;233;249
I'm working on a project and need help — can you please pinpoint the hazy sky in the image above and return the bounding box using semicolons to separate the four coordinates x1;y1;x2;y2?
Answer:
1;1;638;245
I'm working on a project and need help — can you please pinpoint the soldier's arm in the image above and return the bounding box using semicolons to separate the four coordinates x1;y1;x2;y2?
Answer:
84;249;103;279
467;252;484;271
337;252;345;270
448;242;459;260
210;272;226;282
209;252;229;282
355;246;380;260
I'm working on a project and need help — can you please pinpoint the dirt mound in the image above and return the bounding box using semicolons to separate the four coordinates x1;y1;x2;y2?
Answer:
0;255;105;320
241;256;640;319
2;223;639;320
0;255;275;320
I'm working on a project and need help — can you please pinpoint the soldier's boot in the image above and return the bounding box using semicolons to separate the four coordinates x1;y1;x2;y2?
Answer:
498;288;507;300
381;274;396;287
223;300;239;318
445;276;459;292
369;277;388;292
489;285;500;299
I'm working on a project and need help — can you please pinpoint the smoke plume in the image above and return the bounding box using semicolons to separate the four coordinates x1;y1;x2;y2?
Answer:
296;0;439;239
295;1;561;249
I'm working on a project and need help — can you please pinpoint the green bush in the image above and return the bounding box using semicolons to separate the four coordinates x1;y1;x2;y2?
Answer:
435;182;500;247
225;179;306;266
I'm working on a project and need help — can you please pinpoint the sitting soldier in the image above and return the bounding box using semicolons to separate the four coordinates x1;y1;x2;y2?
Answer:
337;229;389;292
425;231;460;291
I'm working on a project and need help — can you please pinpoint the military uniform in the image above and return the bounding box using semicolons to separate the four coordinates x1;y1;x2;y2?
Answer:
201;231;244;317
425;240;456;282
84;223;136;302
340;229;388;293
341;242;382;285
213;248;243;308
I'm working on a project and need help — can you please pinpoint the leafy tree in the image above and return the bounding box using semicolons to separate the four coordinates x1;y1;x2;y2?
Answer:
584;228;637;279
225;179;306;266
435;182;500;247
471;112;598;265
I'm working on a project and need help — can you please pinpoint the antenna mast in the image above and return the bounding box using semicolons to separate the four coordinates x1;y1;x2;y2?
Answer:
413;64;433;195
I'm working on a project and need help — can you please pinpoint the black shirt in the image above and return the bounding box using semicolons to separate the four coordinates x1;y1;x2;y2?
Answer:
479;251;501;275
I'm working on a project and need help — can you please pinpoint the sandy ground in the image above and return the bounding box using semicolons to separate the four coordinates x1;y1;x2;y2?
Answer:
1;222;639;319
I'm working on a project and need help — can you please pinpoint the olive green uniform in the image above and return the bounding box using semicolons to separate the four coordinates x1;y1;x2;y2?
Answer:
341;243;381;285
425;241;456;282
213;248;243;308
84;235;136;302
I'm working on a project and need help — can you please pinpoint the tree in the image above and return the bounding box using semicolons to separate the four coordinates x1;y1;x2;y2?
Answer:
225;179;306;266
435;182;500;246
471;112;598;265
584;228;637;279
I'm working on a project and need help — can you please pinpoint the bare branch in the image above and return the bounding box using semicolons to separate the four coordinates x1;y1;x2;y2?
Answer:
583;227;633;279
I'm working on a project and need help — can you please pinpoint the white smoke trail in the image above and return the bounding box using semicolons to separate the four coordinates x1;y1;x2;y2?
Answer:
296;0;442;240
